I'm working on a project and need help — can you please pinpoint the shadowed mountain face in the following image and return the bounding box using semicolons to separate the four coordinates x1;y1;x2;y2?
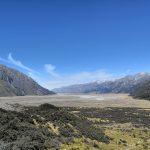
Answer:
131;80;150;100
53;73;150;95
0;64;55;96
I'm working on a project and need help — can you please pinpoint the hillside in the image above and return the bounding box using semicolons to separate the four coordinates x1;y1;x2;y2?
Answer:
0;64;55;96
53;73;150;94
131;80;150;100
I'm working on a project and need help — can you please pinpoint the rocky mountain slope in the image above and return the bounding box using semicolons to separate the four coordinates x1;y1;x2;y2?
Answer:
0;64;55;96
131;79;150;100
53;73;150;94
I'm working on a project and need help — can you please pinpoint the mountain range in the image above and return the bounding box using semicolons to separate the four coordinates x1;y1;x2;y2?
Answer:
0;64;55;96
53;73;150;100
1;64;150;100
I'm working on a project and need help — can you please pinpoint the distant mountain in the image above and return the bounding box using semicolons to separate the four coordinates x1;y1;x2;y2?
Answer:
0;64;55;96
131;79;150;100
53;73;150;94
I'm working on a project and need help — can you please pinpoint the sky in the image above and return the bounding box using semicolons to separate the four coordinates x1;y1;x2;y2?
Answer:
0;0;150;89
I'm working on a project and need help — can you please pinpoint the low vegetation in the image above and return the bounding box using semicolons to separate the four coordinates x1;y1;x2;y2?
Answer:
0;104;149;150
0;104;109;150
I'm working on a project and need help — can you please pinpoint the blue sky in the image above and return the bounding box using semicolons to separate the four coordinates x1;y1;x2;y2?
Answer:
0;0;150;89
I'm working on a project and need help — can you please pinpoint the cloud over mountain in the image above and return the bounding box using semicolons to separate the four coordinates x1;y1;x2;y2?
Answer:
0;53;120;89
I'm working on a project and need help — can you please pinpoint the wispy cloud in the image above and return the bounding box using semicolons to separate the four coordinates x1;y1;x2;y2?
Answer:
44;64;60;78
39;69;119;89
0;57;9;63
0;53;35;73
0;53;122;89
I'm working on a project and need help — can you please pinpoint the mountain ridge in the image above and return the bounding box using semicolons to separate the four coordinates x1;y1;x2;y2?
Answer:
0;64;55;96
53;73;150;95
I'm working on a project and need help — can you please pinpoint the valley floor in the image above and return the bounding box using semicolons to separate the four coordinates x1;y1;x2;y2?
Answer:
0;94;150;150
0;94;150;110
